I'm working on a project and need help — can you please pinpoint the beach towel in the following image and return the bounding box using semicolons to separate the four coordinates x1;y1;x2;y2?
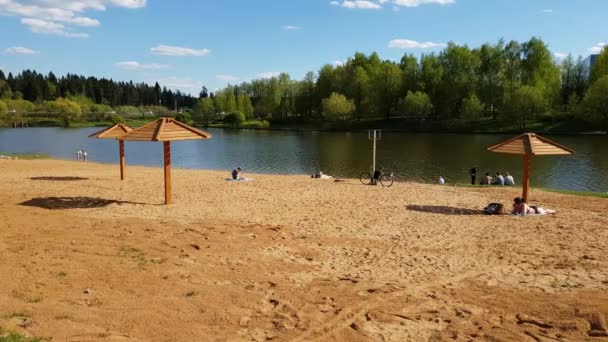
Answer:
225;178;254;182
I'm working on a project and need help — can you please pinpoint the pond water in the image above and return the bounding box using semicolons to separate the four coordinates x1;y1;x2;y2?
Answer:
0;127;606;192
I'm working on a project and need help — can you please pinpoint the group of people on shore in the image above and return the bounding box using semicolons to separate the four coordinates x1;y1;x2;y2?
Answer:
76;149;88;161
469;167;514;186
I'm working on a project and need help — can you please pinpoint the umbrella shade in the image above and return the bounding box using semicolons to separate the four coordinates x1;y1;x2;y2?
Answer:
121;118;212;204
487;133;575;202
89;124;134;180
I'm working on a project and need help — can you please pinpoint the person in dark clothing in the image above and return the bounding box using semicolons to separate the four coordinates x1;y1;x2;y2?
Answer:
231;167;242;180
469;167;478;185
372;169;382;185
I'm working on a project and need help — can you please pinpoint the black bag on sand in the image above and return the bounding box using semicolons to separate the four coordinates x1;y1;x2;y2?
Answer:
483;203;503;215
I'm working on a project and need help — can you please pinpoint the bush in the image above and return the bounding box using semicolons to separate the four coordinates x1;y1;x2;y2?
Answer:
175;112;193;125
224;111;246;128
461;94;485;120
0;100;6;116
322;92;355;121
115;106;142;117
399;91;433;116
107;113;125;124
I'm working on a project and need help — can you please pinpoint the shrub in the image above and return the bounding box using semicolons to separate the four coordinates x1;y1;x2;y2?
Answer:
322;92;355;121
461;94;485;120
175;112;193;125
107;113;125;124
224;111;246;128
399;91;433;116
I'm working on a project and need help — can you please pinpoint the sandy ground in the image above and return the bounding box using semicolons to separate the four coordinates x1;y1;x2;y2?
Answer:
1;159;607;342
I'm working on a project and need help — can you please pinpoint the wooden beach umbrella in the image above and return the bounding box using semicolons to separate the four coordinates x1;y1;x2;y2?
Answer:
487;133;575;203
89;124;134;180
120;117;212;205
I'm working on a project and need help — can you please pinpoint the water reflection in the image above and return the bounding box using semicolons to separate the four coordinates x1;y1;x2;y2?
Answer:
0;127;606;192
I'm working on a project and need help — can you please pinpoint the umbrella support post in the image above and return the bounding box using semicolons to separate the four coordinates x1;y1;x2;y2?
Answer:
523;154;531;203
164;141;172;205
119;140;125;180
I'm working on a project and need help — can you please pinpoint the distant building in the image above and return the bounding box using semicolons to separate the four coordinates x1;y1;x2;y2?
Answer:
583;54;600;78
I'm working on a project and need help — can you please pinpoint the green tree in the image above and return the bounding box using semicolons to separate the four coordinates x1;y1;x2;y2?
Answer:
581;76;608;130
399;91;433;116
461;94;485;120
350;66;370;120
193;97;215;125
322;92;355;121
590;47;608;84
508;86;546;129
374;62;402;119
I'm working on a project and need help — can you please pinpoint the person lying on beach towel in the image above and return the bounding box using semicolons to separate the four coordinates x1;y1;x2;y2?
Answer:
311;170;333;180
511;197;555;216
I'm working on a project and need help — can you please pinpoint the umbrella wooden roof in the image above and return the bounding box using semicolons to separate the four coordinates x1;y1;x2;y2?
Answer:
121;117;212;142
88;124;133;139
487;133;575;156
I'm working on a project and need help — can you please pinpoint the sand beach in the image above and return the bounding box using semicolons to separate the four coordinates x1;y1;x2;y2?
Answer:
0;159;607;341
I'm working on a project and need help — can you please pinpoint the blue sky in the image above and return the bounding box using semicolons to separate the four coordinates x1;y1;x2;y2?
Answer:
0;0;607;95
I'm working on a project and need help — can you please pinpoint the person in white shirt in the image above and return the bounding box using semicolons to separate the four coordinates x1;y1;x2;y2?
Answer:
505;172;515;186
439;176;445;185
494;172;505;185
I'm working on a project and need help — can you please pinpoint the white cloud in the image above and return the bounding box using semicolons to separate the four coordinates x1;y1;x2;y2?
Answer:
216;74;240;82
333;60;345;66
150;45;211;57
282;25;302;31
333;1;382;9
0;0;145;38
149;76;202;94
331;0;453;9
388;39;446;49
5;46;40;54
392;0;454;7
542;9;553;13
116;61;168;70
553;52;567;60
256;72;281;79
21;18;88;38
589;42;607;54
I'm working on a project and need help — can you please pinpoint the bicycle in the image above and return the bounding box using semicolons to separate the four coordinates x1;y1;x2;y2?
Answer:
359;168;395;187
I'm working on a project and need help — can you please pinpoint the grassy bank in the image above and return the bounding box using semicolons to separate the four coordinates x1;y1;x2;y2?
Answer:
0;152;50;160
455;183;608;199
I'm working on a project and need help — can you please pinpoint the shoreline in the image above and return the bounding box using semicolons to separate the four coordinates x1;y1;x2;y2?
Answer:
2;157;606;197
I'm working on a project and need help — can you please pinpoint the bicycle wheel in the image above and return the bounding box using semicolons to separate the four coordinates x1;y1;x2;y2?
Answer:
360;172;372;185
380;174;394;187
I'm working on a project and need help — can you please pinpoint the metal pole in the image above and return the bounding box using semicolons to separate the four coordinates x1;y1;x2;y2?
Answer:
372;130;377;173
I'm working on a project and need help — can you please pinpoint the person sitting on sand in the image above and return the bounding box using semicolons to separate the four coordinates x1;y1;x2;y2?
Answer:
505;172;515;186
493;172;505;185
512;197;555;216
232;167;242;180
480;173;493;185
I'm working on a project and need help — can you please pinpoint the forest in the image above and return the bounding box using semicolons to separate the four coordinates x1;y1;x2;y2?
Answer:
1;37;607;132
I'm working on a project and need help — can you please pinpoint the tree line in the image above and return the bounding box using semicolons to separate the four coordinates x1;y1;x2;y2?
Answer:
2;36;608;130
195;37;608;130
